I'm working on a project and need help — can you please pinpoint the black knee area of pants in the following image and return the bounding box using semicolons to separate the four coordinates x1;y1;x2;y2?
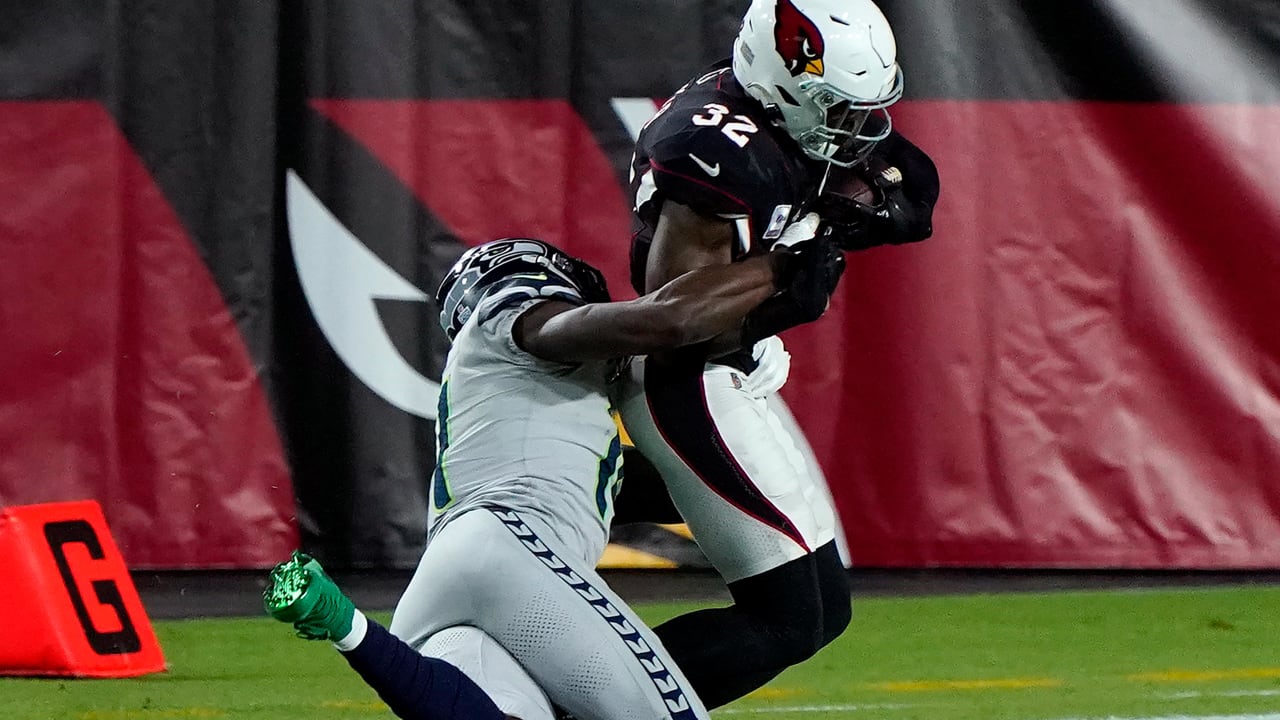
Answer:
652;541;853;708
727;541;850;665
814;542;852;647
727;583;822;666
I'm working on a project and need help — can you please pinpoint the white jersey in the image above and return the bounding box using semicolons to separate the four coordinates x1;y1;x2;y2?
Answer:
400;293;708;720
428;295;623;563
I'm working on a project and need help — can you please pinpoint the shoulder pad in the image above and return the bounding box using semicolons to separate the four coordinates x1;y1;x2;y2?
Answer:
645;120;795;219
474;276;583;327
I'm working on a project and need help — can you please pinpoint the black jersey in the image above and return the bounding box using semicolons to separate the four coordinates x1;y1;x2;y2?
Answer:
628;62;822;294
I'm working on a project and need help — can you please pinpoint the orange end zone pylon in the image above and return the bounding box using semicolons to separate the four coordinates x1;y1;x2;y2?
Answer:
0;500;165;677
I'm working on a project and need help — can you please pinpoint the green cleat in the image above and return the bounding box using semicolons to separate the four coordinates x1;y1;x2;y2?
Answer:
263;550;356;641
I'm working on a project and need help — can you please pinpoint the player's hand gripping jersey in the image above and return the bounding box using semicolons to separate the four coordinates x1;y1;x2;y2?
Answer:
629;62;823;294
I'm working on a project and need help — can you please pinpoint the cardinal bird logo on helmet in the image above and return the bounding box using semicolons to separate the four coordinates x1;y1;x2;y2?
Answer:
775;0;826;77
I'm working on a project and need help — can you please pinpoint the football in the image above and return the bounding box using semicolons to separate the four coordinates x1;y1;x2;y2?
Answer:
822;166;877;205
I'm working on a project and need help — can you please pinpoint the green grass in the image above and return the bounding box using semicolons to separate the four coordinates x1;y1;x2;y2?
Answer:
3;586;1278;720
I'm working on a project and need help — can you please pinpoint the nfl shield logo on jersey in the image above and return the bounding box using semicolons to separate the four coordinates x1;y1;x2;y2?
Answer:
763;204;793;241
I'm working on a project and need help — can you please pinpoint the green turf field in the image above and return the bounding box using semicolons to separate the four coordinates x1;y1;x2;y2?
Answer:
3;585;1278;720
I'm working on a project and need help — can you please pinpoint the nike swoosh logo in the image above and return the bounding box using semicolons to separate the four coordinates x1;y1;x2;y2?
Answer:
689;153;721;177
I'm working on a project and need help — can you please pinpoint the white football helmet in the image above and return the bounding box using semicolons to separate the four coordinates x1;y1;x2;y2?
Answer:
732;0;903;167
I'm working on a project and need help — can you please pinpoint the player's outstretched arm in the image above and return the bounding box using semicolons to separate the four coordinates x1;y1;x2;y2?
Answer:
514;253;781;364
645;200;842;355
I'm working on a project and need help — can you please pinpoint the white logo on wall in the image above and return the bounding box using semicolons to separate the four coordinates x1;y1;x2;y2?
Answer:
286;170;441;420
610;98;662;141
282;103;664;422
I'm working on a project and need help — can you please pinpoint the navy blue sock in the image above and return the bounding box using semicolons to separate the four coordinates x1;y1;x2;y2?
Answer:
341;619;506;720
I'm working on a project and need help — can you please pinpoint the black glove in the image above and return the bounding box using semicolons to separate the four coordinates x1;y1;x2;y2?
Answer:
814;131;939;251
741;236;846;345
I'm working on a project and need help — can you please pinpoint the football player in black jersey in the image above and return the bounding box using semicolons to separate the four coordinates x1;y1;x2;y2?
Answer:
613;0;940;708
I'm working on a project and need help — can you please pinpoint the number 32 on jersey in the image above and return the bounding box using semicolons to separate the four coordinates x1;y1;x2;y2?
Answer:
690;103;758;148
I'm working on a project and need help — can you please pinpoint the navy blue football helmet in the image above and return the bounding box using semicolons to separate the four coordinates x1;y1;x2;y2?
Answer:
436;238;610;341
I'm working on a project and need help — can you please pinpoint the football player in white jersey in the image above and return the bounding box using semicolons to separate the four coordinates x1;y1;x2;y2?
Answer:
617;0;938;707
265;233;843;720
